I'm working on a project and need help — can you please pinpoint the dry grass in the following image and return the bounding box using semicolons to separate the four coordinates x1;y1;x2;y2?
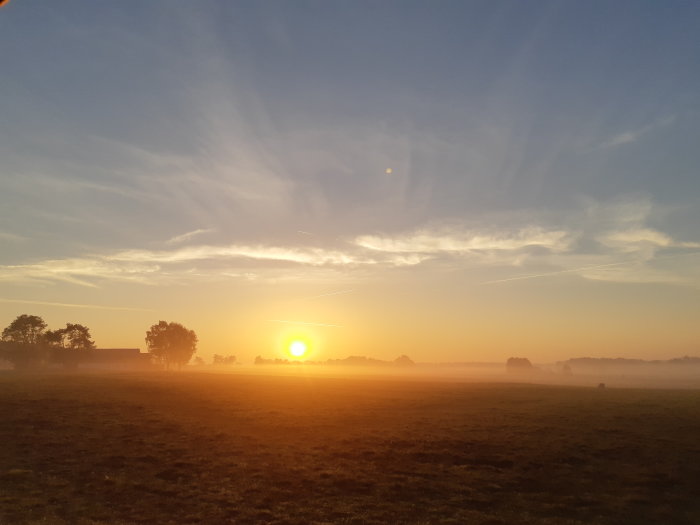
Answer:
0;370;699;524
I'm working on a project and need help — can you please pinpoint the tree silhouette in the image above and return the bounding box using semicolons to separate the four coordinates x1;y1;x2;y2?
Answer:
145;321;197;370
46;323;96;368
213;354;236;365
506;357;533;373
2;314;47;345
0;315;98;369
0;314;50;369
394;354;415;367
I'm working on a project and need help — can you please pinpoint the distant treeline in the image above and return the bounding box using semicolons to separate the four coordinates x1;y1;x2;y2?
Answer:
254;354;416;367
561;356;700;367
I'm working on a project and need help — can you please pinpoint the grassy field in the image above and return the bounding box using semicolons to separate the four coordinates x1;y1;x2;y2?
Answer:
0;370;699;524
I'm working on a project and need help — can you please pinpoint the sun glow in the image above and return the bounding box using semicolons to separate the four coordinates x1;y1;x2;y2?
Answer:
289;340;308;358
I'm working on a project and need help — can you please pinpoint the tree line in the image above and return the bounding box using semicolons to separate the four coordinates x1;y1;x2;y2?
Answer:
0;314;197;370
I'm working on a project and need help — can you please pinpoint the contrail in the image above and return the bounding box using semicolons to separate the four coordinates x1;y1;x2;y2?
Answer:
268;319;342;328
0;298;155;312
303;289;354;300
481;261;631;285
481;251;700;285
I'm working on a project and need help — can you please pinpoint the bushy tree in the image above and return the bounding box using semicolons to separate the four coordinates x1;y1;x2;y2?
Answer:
213;354;236;365
46;323;95;351
394;354;415;367
46;323;96;368
2;314;47;345
0;314;50;369
145;321;197;370
0;315;98;370
506;357;533;373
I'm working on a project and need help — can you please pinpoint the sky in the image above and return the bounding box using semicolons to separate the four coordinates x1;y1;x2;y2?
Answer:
1;1;700;364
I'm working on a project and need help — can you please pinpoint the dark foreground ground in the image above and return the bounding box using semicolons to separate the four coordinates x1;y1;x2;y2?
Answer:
0;371;699;524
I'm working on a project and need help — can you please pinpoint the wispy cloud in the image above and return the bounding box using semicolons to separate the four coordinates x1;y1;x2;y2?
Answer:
599;228;700;250
474;196;700;286
268;319;342;328
0;297;154;312
108;245;369;266
599;116;675;149
0;258;161;287
354;226;572;254
1;198;697;288
0;242;422;287
481;259;637;285
301;289;354;300
0;232;25;243
481;252;700;286
165;228;214;245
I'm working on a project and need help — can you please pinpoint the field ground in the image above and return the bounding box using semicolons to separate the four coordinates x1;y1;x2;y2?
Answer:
0;370;699;524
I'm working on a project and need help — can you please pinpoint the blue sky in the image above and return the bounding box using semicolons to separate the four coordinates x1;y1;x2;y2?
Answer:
1;1;699;362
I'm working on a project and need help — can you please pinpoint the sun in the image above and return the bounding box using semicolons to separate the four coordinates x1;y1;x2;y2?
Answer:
289;340;307;358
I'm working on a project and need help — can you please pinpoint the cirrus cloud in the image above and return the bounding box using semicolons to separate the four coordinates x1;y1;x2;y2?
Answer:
354;226;572;254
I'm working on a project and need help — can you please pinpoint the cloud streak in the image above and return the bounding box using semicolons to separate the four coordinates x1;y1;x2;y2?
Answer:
481;259;642;285
165;228;214;245
354;227;571;254
0;232;25;243
0;297;154;312
108;245;377;266
268;319;342;328
599;116;675;149
302;289;355;300
599;228;700;252
0;242;422;287
0;258;162;287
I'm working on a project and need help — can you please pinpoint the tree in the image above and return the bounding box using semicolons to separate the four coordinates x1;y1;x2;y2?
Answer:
0;314;49;369
506;357;533;373
394;354;415;367
213;354;236;365
145;321;197;370
2;314;47;345
46;323;96;368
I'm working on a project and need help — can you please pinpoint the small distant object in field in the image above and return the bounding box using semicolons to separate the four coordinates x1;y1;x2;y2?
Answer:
598;383;606;389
